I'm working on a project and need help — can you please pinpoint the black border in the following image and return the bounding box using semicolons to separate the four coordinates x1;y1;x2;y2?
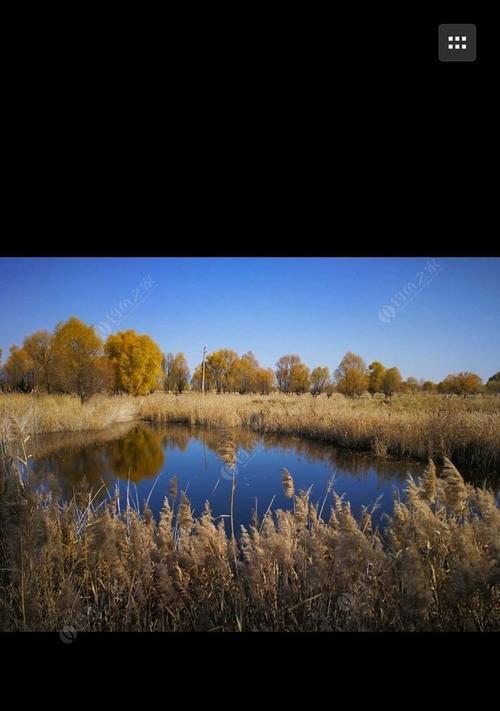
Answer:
2;6;497;678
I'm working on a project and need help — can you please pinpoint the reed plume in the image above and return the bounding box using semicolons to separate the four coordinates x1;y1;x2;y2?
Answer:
169;475;178;501
281;468;295;498
1;440;499;632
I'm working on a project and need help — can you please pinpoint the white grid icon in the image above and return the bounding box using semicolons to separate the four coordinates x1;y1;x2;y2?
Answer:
440;24;476;62
448;34;467;50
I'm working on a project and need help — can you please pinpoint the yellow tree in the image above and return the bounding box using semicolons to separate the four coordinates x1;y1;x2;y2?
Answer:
3;345;34;392
191;363;215;391
335;352;369;397
255;367;274;394
405;376;420;393
438;372;483;396
52;317;113;402
438;375;456;394
231;351;259;393
23;330;54;392
368;361;386;394
205;349;239;393
105;329;163;396
171;353;191;393
275;355;301;393
456;372;483;396
310;366;330;396
290;363;310;394
382;367;402;398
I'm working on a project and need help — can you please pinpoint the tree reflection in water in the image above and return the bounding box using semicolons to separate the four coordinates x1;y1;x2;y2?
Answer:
26;423;498;520
108;426;165;482
29;423;166;496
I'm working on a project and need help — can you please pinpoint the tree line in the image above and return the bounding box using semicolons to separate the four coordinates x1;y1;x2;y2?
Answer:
0;318;498;400
0;318;166;402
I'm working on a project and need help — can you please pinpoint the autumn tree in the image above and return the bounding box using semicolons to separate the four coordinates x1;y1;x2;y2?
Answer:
231;351;259;394
205;349;239;393
23;330;54;392
51;317;113;402
422;380;436;393
438;375;455;395
255;367;274;394
105;329;163;396
191;363;215;392
275;355;302;393
310;366;330;396
486;372;500;395
368;361;386;394
438;372;483;396
289;363;310;394
455;372;483;396
405;376;420;394
335;352;369;397
382;367;402;398
162;353;175;392
190;363;203;391
3;345;34;392
170;353;191;393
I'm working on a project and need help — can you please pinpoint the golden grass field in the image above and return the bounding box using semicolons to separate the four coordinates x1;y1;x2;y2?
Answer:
1;392;499;631
0;453;498;631
1;391;500;471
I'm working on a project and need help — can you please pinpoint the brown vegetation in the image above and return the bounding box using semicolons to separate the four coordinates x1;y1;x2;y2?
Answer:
0;445;498;631
1;391;500;473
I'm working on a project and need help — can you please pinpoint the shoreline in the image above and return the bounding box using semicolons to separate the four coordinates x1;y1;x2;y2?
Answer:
1;391;499;473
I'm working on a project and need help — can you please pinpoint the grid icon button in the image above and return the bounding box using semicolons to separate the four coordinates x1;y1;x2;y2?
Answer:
439;24;476;61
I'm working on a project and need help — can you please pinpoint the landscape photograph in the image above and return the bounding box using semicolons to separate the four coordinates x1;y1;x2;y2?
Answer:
0;256;499;633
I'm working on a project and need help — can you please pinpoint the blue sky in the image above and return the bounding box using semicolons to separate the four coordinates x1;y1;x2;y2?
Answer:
0;257;498;382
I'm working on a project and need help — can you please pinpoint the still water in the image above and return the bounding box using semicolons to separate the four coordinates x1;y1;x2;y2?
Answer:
27;422;431;530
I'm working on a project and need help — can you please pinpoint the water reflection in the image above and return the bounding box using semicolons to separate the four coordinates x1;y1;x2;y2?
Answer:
260;433;416;482
108;426;165;481
23;422;499;528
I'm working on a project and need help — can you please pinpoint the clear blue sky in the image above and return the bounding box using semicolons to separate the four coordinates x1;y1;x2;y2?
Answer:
0;257;499;382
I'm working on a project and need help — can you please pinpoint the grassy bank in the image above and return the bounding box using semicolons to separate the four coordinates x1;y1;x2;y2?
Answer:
0;452;498;632
1;391;500;471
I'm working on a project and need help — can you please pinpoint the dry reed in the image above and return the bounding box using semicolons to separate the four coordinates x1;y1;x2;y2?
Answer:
1;432;498;632
1;391;500;474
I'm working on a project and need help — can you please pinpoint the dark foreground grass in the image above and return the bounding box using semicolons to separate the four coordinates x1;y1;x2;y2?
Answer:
1;447;499;632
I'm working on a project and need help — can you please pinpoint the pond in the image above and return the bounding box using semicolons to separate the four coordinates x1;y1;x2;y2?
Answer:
24;422;436;531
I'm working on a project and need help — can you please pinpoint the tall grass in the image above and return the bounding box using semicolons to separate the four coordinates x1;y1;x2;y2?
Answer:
139;392;500;472
0;393;138;439
0;442;499;631
1;391;500;471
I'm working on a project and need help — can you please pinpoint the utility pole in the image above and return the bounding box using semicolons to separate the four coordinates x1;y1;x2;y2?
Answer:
201;345;207;395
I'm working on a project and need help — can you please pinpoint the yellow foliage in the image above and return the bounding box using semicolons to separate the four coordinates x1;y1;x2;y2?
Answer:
3;345;34;392
335;352;369;397
105;330;163;396
52;317;111;402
